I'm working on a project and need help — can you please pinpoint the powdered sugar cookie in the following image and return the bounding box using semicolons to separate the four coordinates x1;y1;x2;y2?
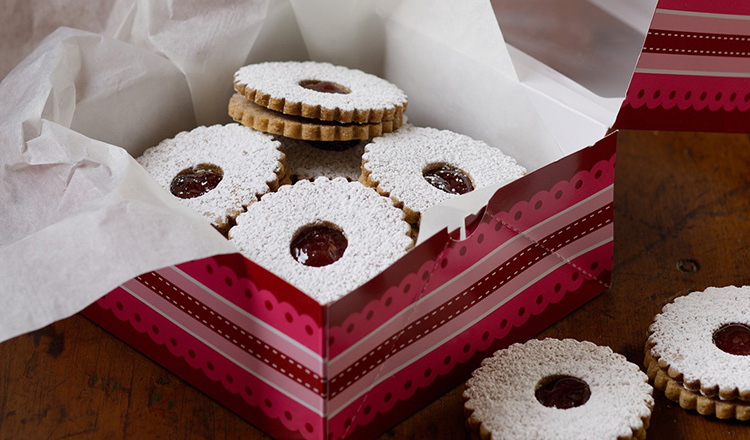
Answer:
463;339;653;440
646;286;750;412
361;126;526;224
278;137;367;182
644;350;750;421
234;61;407;123
228;177;413;303
137;124;285;233
229;93;402;141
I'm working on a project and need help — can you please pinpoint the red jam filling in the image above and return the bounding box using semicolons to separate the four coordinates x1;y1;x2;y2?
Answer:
535;375;591;409
299;80;350;94
290;225;348;267
423;165;474;195
306;140;361;151
713;323;750;356
170;164;223;199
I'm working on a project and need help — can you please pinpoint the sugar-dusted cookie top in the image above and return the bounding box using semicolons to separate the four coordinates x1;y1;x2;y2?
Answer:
228;177;413;303
234;61;407;124
361;126;526;224
464;338;653;440
137;124;285;233
647;285;750;401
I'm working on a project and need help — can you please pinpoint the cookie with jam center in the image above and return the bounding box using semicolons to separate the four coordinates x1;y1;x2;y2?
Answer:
645;286;750;420
463;338;653;440
361;126;526;225
233;61;407;124
228;177;413;303
137;124;286;234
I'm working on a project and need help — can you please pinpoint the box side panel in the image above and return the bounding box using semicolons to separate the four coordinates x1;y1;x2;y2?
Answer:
615;3;750;132
83;257;327;440
325;138;616;439
177;253;323;354
326;230;452;359
326;134;616;366
329;253;612;440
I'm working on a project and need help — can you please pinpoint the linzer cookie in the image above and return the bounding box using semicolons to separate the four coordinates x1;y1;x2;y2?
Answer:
464;339;653;440
233;61;407;123
137;124;286;234
228;177;413;303
277;137;368;182
645;286;750;421
361;126;526;224
229;93;402;141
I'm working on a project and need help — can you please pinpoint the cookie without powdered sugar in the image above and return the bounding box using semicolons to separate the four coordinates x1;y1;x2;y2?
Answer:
229;93;402;141
137;124;286;234
463;338;653;440
645;286;750;420
277;137;368;183
361;126;526;224
234;61;408;124
228;177;413;304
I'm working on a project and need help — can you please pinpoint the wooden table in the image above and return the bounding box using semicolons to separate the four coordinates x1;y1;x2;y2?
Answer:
2;129;750;439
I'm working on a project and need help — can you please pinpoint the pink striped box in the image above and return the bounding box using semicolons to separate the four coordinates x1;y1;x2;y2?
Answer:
81;132;616;439
77;1;750;439
615;0;750;132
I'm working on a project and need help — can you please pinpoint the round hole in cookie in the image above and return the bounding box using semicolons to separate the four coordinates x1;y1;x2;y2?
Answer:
290;222;348;267
535;375;591;409
299;79;351;95
712;323;750;356
170;163;224;199
422;163;475;195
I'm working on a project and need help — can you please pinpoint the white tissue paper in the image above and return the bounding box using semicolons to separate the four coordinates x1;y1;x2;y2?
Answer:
0;0;652;342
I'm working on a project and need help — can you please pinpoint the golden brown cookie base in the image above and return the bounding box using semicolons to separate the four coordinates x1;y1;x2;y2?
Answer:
462;386;650;440
644;350;750;421
359;163;420;225
235;82;406;124
645;339;750;401
229;94;402;141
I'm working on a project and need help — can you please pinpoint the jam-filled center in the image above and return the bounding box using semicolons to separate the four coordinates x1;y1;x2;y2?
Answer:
713;323;750;356
535;375;591;409
290;224;348;267
299;80;350;94
306;140;362;152
423;164;474;195
170;164;223;199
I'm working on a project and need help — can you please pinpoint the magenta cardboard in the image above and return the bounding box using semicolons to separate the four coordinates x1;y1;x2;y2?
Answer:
82;132;616;440
616;0;750;132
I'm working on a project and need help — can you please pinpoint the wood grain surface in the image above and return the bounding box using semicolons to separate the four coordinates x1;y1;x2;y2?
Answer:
2;129;750;440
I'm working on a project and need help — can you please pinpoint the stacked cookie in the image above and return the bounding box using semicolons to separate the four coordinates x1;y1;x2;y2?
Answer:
229;61;406;141
644;286;750;421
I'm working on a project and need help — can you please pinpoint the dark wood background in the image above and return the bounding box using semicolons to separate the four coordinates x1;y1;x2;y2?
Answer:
2;129;750;439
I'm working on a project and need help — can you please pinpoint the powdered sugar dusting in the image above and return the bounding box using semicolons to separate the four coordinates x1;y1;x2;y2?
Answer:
137;124;283;230
228;177;413;304
278;137;366;182
362;126;526;221
234;61;407;113
464;339;653;440
648;286;750;394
